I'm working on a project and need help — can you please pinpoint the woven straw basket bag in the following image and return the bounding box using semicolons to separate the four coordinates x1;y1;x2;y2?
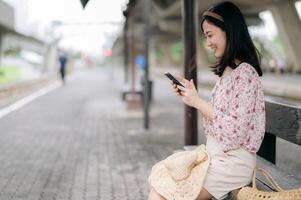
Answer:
237;167;301;200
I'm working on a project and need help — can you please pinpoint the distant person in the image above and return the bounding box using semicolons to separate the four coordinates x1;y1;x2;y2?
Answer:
135;55;145;84
148;2;266;200
58;53;68;84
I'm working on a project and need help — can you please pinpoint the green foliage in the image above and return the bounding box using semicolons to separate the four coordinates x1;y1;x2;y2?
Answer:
0;66;21;84
252;38;272;60
155;48;163;62
170;42;183;64
171;42;182;54
272;35;285;56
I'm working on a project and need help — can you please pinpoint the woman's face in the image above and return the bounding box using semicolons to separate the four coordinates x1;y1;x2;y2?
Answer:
202;20;226;59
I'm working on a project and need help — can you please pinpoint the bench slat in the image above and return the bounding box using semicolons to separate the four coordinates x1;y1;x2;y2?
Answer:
182;146;301;200
256;156;301;190
265;97;301;146
226;157;301;200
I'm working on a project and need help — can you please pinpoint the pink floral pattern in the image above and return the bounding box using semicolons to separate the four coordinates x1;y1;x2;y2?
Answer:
203;62;266;153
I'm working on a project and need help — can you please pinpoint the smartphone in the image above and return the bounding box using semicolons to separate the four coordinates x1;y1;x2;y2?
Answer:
164;72;184;87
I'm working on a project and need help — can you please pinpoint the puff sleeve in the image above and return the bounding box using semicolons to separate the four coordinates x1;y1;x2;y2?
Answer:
210;66;259;152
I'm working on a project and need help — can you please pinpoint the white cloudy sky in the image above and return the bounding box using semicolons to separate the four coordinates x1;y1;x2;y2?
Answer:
4;0;128;56
3;0;301;57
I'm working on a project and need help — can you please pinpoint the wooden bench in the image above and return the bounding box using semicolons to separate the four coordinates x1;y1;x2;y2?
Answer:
228;96;301;199
121;80;153;102
185;95;301;200
121;83;143;100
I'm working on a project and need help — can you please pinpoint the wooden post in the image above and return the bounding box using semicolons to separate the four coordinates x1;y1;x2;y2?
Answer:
123;20;129;83
129;13;135;95
182;0;198;145
143;0;151;129
126;11;141;110
0;33;2;66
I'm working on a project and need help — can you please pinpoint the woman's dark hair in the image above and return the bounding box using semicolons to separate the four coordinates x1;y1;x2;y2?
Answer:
201;1;263;77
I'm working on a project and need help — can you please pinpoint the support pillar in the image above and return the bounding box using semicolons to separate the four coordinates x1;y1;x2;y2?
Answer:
0;33;2;66
126;12;141;110
182;0;198;145
123;20;129;83
270;1;301;73
143;0;151;129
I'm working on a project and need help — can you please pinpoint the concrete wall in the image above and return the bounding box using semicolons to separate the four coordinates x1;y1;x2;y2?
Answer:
1;34;46;54
0;0;14;30
270;0;301;73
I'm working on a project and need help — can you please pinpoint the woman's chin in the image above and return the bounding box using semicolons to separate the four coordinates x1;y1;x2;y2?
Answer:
214;53;221;59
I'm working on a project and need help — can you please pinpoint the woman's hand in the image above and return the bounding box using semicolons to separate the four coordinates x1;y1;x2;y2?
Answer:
176;76;200;108
171;76;213;121
171;82;183;96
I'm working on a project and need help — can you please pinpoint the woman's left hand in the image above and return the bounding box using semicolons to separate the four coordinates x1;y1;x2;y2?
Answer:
177;76;200;108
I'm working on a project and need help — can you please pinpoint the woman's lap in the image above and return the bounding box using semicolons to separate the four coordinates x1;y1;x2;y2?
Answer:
204;136;255;199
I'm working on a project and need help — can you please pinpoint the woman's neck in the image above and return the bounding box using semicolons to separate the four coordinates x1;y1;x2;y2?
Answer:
222;59;241;79
235;59;242;66
224;66;233;74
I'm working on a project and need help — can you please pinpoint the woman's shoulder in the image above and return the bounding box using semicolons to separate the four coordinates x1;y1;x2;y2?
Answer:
233;62;259;79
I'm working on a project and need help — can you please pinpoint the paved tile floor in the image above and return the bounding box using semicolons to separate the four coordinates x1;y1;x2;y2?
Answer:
0;66;199;200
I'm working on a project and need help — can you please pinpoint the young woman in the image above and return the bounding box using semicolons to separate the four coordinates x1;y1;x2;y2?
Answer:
148;1;266;200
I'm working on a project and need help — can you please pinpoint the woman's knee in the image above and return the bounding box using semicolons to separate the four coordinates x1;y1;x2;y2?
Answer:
148;188;165;200
197;188;213;200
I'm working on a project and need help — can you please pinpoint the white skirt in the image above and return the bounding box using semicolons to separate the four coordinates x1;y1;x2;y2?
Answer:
203;136;256;200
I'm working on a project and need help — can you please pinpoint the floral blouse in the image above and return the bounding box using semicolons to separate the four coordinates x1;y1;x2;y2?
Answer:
203;62;266;153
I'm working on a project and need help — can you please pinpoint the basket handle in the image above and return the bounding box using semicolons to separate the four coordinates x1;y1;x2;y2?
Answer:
252;166;284;191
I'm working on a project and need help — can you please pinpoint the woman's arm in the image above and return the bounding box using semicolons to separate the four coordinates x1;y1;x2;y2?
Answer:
172;76;213;121
193;97;213;121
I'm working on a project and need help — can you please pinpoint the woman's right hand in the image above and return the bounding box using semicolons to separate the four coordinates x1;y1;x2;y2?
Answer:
171;82;183;96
